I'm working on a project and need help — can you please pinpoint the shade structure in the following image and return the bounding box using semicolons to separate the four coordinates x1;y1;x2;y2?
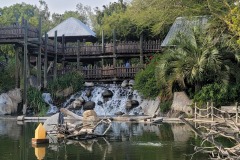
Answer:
161;16;208;47
47;17;96;42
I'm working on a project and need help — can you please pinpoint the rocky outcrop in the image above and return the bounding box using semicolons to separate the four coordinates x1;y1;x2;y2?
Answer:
125;100;139;110
56;86;73;97
171;92;193;115
0;88;22;115
121;80;128;87
128;80;134;86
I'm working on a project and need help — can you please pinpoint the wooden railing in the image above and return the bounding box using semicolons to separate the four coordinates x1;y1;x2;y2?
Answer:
57;65;142;79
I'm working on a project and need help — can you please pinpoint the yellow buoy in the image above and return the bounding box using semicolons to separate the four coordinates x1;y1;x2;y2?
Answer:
32;123;49;144
35;123;46;139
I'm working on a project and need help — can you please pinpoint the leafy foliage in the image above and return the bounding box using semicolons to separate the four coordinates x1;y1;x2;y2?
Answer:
27;87;47;116
0;59;15;93
160;101;172;113
47;71;84;99
134;54;161;98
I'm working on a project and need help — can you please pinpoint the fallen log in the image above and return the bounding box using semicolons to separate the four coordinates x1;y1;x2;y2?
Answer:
60;108;83;120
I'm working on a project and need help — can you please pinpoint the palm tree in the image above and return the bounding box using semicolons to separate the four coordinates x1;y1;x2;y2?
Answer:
156;29;230;98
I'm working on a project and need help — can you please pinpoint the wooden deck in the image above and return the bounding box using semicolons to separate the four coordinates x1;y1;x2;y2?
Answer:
0;21;162;82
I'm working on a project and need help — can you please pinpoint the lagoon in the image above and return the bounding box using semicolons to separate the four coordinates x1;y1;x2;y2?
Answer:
0;119;208;160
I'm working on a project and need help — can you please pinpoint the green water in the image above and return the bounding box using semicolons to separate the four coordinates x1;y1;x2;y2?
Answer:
0;119;208;160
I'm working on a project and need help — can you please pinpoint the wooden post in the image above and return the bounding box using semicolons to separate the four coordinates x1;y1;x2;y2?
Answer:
194;102;197;121
23;20;28;109
37;17;42;88
211;102;214;121
53;30;57;80
140;34;143;66
62;34;65;74
207;102;209;118
112;30;117;80
102;30;105;54
77;40;80;70
44;33;48;88
15;46;20;88
236;102;238;123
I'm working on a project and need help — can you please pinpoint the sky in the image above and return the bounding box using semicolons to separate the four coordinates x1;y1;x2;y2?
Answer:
0;0;120;14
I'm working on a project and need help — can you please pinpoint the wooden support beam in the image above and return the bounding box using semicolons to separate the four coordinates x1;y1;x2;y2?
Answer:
23;20;28;112
112;29;117;81
77;40;80;70
102;30;105;54
62;34;65;74
37;17;42;88
53;30;57;80
15;46;20;88
44;33;48;88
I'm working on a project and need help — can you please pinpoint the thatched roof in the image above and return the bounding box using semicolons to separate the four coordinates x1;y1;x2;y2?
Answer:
47;17;96;42
161;16;208;47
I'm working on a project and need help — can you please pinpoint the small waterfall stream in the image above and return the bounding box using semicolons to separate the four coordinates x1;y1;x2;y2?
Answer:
63;84;144;116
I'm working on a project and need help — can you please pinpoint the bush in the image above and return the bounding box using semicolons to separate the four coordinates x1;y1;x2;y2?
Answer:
47;71;84;99
27;87;47;116
134;54;161;98
194;83;240;107
0;60;15;93
160;101;172;113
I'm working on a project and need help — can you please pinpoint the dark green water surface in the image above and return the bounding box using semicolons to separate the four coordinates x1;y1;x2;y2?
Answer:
0;119;209;160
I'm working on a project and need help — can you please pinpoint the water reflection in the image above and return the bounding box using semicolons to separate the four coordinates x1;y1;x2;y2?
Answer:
0;120;208;160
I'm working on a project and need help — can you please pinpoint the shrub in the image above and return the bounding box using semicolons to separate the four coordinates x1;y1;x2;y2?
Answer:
160;101;172;113
134;54;161;98
0;59;15;93
27;87;47;116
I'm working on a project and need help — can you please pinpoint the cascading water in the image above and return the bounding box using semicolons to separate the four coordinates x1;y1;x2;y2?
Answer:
42;93;59;115
63;84;144;116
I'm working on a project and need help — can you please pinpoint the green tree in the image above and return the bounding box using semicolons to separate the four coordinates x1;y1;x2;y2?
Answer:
156;29;230;98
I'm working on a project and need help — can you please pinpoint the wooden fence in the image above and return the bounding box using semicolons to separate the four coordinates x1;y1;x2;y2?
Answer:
194;102;240;123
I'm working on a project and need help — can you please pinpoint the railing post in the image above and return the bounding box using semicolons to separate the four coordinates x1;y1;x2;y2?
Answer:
102;30;105;54
23;20;28;114
194;102;197;121
53;30;58;80
211;102;214;121
207;102;209;118
37;17;42;88
44;32;48;88
77;40;80;70
236;102;238;123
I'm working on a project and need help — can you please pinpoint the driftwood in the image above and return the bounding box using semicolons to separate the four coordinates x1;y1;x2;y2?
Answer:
48;108;112;141
180;116;240;159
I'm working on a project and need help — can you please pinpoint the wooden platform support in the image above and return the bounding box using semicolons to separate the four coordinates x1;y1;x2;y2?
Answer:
23;20;28;108
44;33;48;88
15;46;20;88
37;17;42;88
62;34;65;74
140;34;143;66
77;40;80;70
53;30;57;80
113;29;117;81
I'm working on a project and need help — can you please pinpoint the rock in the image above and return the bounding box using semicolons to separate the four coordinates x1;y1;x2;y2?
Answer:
128;80;135;86
125;100;139;110
83;101;95;110
121;80;128;87
115;111;125;116
83;110;99;121
56;86;73;97
102;90;113;98
0;89;22;115
171;92;193;116
84;82;94;87
72;100;82;110
78;97;85;103
85;90;92;98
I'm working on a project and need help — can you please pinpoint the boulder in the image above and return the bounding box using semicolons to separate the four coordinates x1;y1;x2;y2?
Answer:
83;101;95;110
102;90;113;98
72;99;83;110
125;100;139;110
83;110;99;121
121;80;128;87
0;88;22;115
128;80;135;86
84;82;94;87
97;101;103;106
171;92;193;115
56;86;73;97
